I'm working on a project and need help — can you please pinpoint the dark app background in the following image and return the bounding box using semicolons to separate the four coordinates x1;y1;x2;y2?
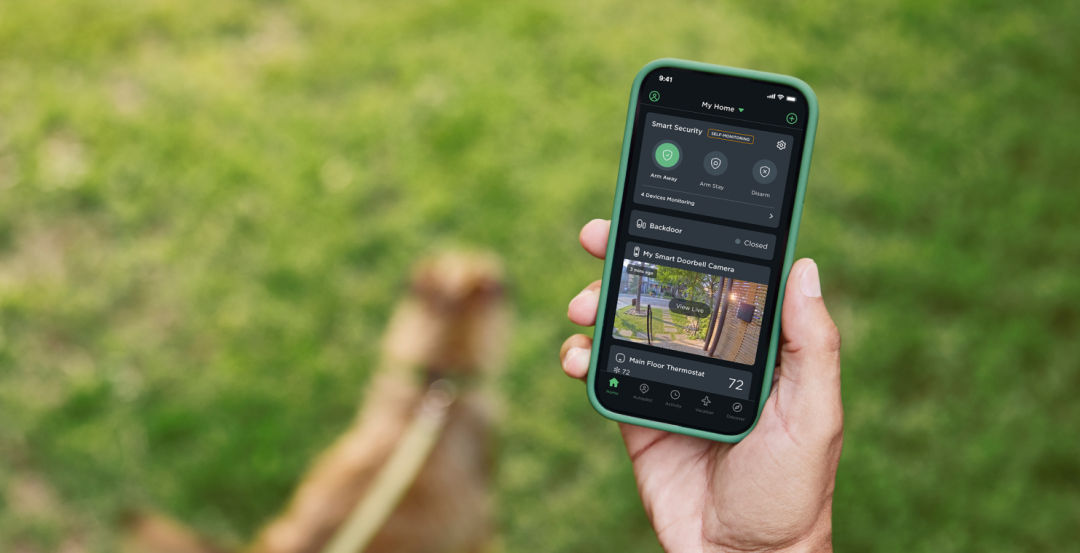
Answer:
594;67;811;436
633;113;794;227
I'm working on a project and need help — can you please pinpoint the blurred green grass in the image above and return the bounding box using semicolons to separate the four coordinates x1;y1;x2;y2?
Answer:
1;0;1079;551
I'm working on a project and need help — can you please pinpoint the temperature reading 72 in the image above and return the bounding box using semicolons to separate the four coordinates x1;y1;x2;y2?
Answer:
728;378;744;391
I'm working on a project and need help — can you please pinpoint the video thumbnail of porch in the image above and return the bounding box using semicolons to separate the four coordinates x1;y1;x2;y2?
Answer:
613;259;768;365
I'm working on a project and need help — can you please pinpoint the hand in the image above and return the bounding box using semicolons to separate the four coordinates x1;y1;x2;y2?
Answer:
560;219;843;553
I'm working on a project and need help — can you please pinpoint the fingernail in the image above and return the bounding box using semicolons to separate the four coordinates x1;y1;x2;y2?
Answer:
563;347;588;372
801;260;822;298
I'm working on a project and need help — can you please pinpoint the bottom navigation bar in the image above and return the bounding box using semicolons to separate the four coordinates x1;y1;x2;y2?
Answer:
599;371;757;436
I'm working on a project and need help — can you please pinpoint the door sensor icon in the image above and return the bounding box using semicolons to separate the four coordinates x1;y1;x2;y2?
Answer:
633;246;640;257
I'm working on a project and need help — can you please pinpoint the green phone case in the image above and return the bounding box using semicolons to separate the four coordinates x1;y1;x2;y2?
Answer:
587;58;819;443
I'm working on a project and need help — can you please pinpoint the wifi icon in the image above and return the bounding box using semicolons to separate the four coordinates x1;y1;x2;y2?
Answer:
777;94;785;100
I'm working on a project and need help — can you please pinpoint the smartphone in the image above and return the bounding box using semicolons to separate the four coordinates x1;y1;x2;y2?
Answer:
587;59;818;442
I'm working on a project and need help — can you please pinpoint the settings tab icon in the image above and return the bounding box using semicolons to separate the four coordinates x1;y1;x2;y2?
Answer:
776;140;787;151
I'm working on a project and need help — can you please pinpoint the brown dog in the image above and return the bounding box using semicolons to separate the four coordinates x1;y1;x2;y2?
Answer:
125;252;509;553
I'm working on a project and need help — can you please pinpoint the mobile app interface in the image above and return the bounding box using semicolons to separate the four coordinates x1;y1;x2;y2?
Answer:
596;68;811;435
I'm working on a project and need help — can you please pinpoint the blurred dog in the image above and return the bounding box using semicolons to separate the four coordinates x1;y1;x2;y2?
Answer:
125;252;509;553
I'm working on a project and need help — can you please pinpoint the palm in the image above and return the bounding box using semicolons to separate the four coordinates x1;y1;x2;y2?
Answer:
618;380;819;552
563;220;840;553
617;425;722;551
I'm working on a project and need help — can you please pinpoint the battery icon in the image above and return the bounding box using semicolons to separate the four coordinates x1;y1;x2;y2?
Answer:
786;96;797;102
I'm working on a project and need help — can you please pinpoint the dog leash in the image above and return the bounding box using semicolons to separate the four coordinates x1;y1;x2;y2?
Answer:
320;378;458;553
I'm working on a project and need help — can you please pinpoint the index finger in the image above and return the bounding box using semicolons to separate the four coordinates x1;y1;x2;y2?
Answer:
580;219;610;260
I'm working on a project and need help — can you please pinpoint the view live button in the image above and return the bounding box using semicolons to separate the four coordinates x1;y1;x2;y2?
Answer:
628;211;776;260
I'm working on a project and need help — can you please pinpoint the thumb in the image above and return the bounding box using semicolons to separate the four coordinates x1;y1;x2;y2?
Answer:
774;258;843;438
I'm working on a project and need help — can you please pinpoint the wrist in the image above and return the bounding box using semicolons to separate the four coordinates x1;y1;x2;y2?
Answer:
768;520;833;553
708;516;832;553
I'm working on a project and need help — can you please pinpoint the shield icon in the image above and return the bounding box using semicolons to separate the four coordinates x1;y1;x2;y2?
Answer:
759;166;771;178
662;150;673;162
711;158;721;169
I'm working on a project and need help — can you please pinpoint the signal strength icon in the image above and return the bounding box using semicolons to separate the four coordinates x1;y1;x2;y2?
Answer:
767;94;777;99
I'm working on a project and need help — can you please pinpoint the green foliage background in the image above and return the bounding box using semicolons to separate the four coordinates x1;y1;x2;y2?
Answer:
1;0;1078;551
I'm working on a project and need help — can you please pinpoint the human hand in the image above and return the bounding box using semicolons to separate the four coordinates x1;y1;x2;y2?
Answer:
560;219;843;553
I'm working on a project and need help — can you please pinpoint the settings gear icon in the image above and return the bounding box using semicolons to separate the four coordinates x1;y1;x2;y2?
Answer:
776;140;787;151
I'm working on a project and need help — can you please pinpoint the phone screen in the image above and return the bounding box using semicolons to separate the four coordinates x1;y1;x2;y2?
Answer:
595;66;812;436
